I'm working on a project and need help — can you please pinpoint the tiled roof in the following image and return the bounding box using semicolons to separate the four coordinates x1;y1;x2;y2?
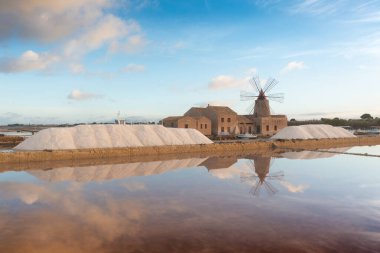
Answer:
237;115;253;123
162;116;182;121
184;107;207;117
207;105;237;115
200;156;238;170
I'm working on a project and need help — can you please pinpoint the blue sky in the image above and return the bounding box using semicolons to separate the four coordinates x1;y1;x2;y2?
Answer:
1;0;380;124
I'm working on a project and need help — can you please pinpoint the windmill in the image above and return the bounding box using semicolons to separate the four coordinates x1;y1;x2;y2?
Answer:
240;156;284;197
240;75;284;117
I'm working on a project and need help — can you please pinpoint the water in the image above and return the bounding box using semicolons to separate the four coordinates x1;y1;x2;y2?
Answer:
0;146;380;252
0;131;32;137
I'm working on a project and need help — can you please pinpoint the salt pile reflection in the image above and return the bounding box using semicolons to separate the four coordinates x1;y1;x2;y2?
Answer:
28;157;209;182
1;147;380;252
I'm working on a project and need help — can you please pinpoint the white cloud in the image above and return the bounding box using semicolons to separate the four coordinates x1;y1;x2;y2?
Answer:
246;67;258;76
208;75;246;90
346;11;380;23
64;15;142;58
0;50;59;73
0;1;147;73
67;89;103;101
280;181;309;193
0;0;110;42
69;63;85;74
290;0;343;16
280;61;306;74
109;35;147;53
123;64;145;73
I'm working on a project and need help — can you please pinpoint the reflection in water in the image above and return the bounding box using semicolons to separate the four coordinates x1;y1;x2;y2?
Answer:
241;156;284;197
281;147;352;160
28;157;208;182
1;149;380;252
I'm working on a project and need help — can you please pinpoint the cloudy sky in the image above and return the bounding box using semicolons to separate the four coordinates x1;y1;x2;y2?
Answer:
1;0;380;124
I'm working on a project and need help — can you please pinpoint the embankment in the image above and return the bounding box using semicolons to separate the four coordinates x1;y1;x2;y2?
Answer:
0;136;24;148
1;136;379;167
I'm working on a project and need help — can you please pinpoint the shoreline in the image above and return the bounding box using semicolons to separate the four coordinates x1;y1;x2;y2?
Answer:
1;136;380;168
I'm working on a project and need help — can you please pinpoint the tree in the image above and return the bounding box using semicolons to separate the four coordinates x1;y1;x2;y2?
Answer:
290;118;296;122
360;113;373;120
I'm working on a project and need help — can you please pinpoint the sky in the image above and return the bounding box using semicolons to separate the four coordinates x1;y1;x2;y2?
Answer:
1;0;380;124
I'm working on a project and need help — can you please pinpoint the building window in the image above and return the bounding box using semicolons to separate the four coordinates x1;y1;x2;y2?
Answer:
249;126;252;133
266;125;269;131
200;124;203;129
185;124;189;128
227;127;230;133
274;125;277;131
221;117;224;123
227;118;231;122
221;127;224;132
256;126;260;133
205;124;207;129
240;127;243;133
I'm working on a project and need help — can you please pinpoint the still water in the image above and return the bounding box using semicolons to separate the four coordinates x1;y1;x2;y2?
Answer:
0;146;380;252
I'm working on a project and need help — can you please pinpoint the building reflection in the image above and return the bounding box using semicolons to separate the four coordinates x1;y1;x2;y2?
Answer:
241;156;284;197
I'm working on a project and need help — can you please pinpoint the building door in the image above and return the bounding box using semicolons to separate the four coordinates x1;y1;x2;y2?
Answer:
256;126;261;133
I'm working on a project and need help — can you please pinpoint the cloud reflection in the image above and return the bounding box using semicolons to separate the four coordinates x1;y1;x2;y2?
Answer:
1;153;380;252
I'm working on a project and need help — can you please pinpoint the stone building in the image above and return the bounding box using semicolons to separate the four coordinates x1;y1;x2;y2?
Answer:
237;115;255;135
162;104;287;137
162;115;211;136
184;105;238;135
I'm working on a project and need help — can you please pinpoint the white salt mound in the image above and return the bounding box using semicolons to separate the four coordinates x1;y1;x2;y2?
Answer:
15;125;213;151
271;124;356;140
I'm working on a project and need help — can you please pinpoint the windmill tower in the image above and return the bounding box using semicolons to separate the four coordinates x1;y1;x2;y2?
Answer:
240;75;284;117
240;156;284;197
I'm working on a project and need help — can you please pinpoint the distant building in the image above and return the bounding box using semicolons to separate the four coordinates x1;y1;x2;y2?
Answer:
162;104;287;137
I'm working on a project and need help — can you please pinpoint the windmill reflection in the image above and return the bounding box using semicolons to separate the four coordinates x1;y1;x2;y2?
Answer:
241;156;284;197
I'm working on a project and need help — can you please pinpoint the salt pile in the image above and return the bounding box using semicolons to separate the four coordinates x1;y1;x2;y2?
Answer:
15;125;213;151
271;124;356;140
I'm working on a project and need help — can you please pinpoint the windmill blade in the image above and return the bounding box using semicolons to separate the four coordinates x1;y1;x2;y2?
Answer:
263;181;278;195
240;174;257;183
267;93;284;103
269;104;276;115
249;75;262;93
263;78;279;93
248;159;256;171
246;103;255;114
250;180;261;196
240;90;259;101
267;171;285;180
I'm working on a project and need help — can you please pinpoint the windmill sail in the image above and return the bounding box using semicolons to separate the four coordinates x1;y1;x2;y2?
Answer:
240;75;284;117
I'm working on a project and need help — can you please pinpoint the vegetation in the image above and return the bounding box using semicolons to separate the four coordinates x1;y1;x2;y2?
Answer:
289;114;380;129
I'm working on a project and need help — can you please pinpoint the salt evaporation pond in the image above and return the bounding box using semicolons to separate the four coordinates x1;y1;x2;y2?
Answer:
1;146;380;252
